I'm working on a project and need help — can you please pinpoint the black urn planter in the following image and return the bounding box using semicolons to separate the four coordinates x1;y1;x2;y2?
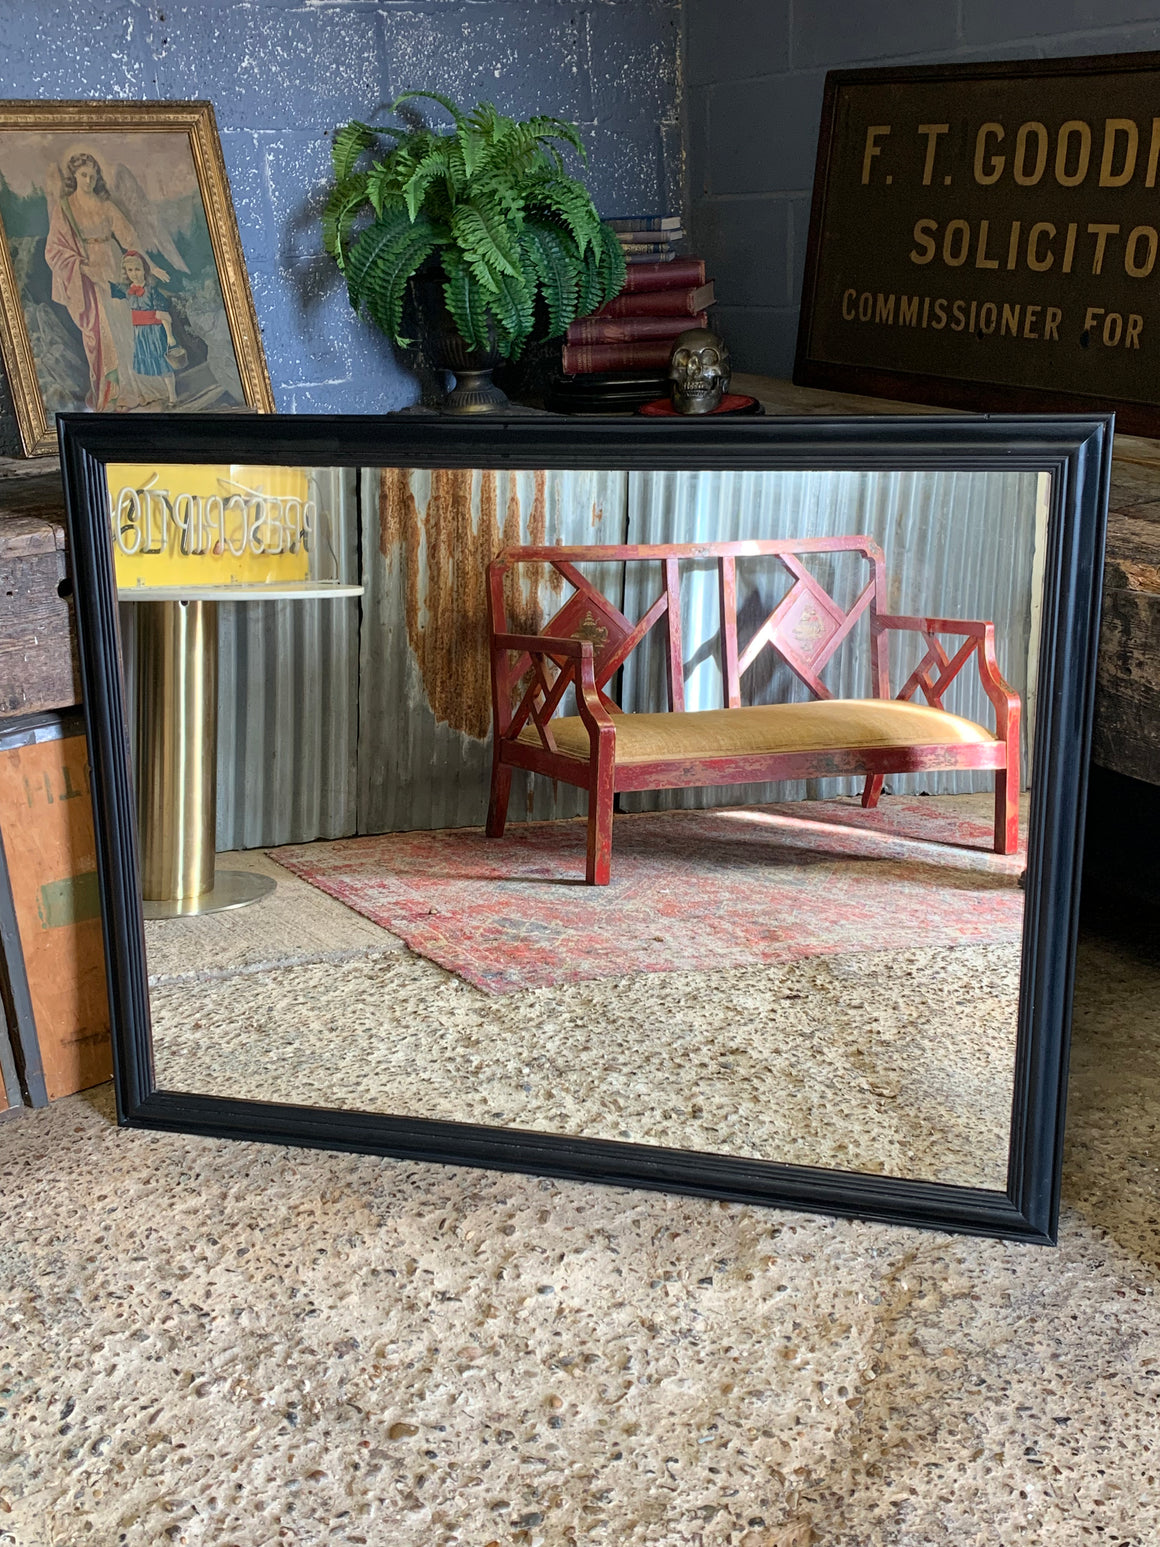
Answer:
435;324;511;415
405;269;512;414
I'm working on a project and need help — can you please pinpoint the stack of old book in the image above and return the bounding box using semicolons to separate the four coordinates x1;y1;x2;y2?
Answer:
547;216;714;413
610;212;686;265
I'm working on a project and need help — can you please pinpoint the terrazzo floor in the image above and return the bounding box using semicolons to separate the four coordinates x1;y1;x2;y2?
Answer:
148;937;1020;1188
0;925;1157;1547
143;809;1023;1188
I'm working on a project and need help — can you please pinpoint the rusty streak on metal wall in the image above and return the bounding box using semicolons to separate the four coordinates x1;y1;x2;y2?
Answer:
377;467;562;742
359;467;627;834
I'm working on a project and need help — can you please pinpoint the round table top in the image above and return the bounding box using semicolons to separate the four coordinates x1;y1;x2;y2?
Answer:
116;582;364;602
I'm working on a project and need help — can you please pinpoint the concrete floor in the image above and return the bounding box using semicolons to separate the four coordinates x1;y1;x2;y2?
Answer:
0;919;1156;1547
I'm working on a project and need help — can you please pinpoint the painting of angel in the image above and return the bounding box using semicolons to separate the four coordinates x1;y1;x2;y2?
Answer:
0;103;273;454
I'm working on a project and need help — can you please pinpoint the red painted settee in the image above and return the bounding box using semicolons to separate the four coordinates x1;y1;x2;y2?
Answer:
486;538;1021;885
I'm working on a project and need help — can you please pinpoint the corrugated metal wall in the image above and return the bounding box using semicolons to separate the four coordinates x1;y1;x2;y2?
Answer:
357;467;628;834
120;467;361;850
119;462;1046;845
619;467;1045;809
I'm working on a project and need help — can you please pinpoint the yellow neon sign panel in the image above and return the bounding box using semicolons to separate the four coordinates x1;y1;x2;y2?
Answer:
107;464;313;589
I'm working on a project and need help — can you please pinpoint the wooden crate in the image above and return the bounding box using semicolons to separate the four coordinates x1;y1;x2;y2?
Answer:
0;464;81;721
0;713;111;1099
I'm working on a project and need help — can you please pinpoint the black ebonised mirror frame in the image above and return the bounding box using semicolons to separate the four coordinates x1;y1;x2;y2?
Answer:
58;411;1112;1244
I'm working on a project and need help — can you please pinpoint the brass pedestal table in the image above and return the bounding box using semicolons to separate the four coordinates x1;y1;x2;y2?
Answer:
123;583;363;919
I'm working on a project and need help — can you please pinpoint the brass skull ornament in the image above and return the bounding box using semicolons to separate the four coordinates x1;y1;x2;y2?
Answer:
668;328;731;414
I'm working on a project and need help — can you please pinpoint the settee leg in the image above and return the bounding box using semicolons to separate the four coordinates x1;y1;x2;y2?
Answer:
486;759;513;838
994;769;1019;855
861;774;885;809
586;770;614;885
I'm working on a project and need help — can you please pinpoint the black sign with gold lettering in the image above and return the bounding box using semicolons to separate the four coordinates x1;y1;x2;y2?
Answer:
795;52;1160;433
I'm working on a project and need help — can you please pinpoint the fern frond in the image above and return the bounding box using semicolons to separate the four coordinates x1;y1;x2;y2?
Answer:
521;115;585;161
450;196;523;286
331;121;376;183
456;121;484;180
521;221;579;337
474;121;538;184
595;221;627;301
470;167;524;225
402;147;451;221
466;101;502;137
321;172;371;266
441;249;493;352
574;244;605;319
364;164;401;218
489;270;536;348
394;89;466;128
523;174;601;255
383;135;435;191
346;208;441;337
443;137;470;198
540;143;567;176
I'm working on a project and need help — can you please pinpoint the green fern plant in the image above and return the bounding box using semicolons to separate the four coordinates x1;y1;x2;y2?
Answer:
321;92;626;358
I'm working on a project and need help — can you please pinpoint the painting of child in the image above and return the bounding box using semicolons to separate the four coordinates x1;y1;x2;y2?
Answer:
108;251;179;407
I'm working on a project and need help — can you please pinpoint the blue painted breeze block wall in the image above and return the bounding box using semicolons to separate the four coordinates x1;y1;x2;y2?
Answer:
684;0;1160;376
0;0;681;426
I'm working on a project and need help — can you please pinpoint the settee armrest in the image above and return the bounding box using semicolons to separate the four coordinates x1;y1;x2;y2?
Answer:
493;632;588;660
491;633;616;757
874;614;1019;737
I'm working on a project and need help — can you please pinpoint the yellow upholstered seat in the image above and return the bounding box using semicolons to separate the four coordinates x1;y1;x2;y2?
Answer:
516;698;995;765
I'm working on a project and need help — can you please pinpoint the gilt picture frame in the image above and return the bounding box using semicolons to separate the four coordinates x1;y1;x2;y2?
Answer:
58;411;1111;1244
0;100;274;456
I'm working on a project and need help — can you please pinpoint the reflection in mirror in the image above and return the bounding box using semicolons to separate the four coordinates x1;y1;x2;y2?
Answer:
121;464;1046;1192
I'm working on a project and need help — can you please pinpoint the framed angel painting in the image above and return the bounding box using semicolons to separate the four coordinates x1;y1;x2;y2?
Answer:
0;101;274;455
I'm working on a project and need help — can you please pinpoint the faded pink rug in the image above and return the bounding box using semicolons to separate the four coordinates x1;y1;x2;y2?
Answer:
269;799;1025;996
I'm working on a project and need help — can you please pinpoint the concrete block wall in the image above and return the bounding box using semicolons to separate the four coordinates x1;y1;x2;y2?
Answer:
684;0;1160;377
0;0;681;446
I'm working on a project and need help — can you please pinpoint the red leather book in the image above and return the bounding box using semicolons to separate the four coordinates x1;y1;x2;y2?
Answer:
621;258;705;292
562;340;679;373
595;282;715;318
565;312;708;344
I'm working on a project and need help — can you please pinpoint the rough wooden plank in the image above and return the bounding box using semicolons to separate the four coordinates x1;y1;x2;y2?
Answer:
1105;511;1160;582
0;542;81;716
0;513;65;558
1093;509;1160;785
0;455;61;480
1;464;79;717
0;469;68;533
1;465;79;716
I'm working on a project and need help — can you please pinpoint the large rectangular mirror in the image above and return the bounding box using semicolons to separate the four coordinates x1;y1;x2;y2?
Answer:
59;413;1111;1242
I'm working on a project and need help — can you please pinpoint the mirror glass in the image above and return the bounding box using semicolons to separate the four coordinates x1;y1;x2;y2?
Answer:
111;460;1046;1192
